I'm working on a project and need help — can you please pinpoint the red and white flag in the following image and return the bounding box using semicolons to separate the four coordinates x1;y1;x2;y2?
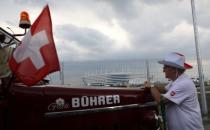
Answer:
9;5;60;86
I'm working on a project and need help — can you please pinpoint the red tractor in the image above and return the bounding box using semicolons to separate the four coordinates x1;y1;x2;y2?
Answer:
0;11;162;130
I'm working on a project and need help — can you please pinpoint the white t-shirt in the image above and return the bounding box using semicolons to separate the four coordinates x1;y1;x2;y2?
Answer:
162;74;204;130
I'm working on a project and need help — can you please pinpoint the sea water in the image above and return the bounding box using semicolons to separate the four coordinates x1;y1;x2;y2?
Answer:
49;59;210;86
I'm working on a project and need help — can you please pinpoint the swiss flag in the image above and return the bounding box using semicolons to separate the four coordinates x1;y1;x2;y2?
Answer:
9;5;60;86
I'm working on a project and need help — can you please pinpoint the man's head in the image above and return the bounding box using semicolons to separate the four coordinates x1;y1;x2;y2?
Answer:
158;52;192;80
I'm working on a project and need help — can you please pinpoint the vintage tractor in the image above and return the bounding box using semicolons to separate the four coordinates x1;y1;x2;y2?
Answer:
0;11;162;130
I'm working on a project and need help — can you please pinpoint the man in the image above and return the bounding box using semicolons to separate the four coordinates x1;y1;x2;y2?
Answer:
0;33;13;94
144;52;204;130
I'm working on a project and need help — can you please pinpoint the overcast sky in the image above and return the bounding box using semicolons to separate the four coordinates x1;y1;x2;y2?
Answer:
1;0;210;62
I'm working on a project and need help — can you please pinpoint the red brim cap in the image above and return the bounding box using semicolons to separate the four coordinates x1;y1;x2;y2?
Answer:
184;63;193;69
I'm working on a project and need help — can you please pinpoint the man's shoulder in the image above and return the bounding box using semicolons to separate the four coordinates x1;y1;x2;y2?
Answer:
177;74;193;84
172;75;195;90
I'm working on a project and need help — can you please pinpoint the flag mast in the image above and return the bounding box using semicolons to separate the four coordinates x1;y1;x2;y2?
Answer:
190;0;208;115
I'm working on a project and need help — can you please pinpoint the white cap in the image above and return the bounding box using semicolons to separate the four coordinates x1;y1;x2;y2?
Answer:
158;52;192;69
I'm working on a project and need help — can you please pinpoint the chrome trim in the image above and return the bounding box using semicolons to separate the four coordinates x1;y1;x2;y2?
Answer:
45;101;157;118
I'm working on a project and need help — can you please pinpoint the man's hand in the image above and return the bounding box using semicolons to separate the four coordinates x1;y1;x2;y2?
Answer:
144;81;163;104
144;81;154;88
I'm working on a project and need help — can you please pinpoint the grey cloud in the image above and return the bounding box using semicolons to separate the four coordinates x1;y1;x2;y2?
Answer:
56;24;113;52
195;1;210;29
54;0;210;60
1;0;210;61
13;0;48;6
140;0;170;5
55;24;114;61
105;0;139;19
115;1;196;53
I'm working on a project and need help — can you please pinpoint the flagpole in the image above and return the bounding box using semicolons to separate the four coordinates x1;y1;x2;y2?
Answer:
190;0;208;115
146;60;151;82
60;62;64;85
